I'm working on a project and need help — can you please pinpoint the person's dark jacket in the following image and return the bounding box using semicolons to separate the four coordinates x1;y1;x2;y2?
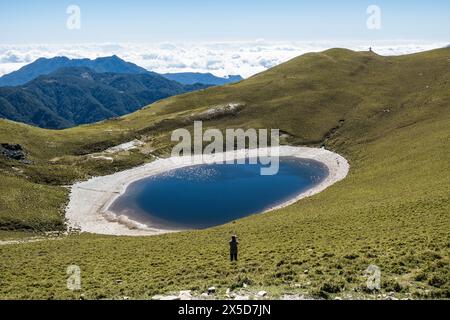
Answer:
229;239;239;254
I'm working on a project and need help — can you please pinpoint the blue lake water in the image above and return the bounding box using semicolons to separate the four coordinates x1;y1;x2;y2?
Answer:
109;157;328;230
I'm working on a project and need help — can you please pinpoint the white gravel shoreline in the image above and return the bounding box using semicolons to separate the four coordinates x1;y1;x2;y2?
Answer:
66;146;349;236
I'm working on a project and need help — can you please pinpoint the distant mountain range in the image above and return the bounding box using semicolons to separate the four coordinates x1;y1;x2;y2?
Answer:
162;72;243;85
0;55;149;87
0;55;243;129
0;67;209;129
0;56;243;87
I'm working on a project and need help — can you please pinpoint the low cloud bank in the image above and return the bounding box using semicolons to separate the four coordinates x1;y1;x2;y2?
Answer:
0;40;447;78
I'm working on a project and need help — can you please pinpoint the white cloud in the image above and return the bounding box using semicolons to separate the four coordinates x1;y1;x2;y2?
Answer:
0;40;447;78
0;62;28;76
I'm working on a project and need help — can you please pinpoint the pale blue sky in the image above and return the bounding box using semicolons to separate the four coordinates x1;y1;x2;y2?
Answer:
0;0;449;43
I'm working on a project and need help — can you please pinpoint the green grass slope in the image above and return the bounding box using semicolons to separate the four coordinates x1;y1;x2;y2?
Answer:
0;48;449;299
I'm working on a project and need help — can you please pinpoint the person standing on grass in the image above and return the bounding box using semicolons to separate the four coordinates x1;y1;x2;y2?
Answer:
229;235;239;262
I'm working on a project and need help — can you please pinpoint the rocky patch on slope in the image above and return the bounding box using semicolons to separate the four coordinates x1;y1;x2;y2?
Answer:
0;144;30;164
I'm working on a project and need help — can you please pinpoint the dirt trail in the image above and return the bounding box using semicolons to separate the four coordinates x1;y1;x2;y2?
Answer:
0;237;63;246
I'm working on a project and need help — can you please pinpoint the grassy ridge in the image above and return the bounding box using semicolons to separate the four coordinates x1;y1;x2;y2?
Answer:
0;48;449;298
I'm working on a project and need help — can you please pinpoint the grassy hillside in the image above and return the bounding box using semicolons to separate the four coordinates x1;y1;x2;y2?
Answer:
0;48;449;299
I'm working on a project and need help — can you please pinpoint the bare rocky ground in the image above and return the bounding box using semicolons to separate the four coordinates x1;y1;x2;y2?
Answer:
0;143;31;164
149;286;413;301
151;287;274;301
